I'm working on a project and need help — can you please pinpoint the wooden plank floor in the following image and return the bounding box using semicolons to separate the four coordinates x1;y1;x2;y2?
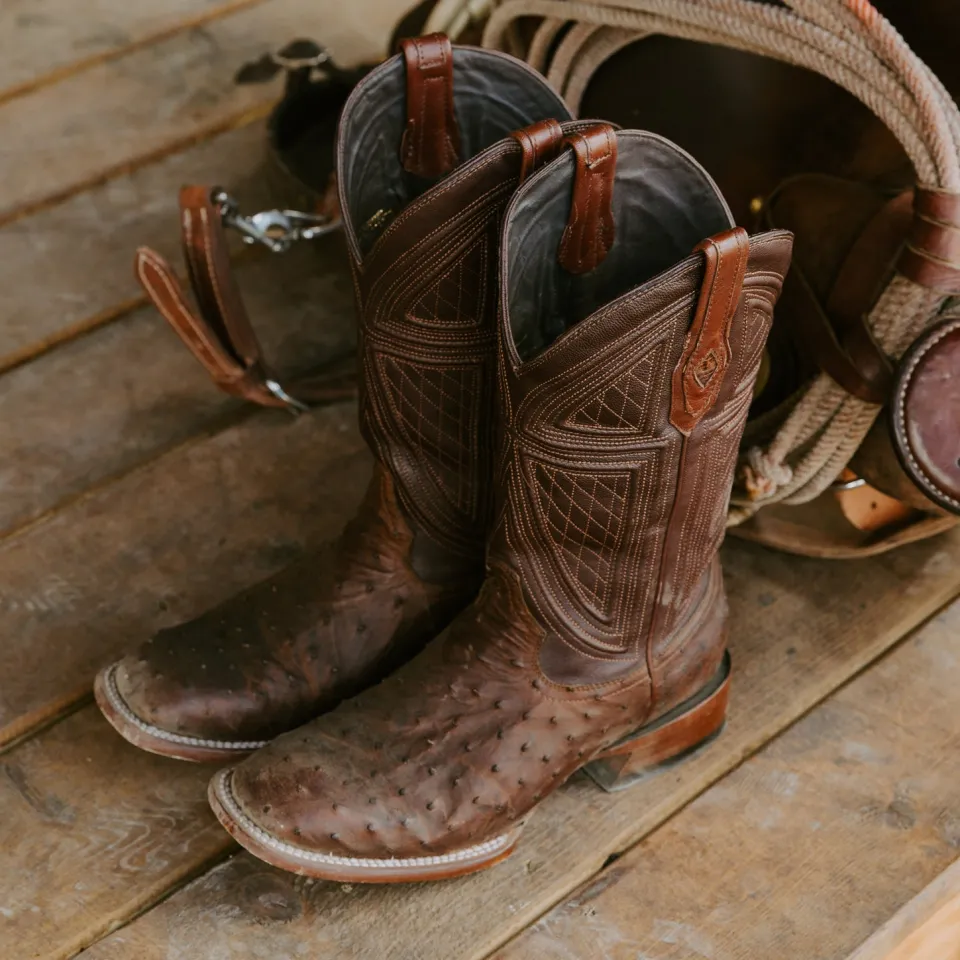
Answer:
493;603;960;960
1;4;958;959
847;858;960;960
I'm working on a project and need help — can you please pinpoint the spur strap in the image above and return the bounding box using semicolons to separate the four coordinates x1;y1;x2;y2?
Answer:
134;184;356;413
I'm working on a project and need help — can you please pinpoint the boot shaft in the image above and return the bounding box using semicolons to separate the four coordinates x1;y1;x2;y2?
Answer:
335;37;573;571
494;127;794;684
209;124;796;883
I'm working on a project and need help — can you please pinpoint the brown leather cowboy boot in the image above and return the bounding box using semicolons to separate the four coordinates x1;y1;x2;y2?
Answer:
94;35;576;761
207;125;794;880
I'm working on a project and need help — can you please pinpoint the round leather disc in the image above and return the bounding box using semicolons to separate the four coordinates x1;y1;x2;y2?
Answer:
889;316;960;515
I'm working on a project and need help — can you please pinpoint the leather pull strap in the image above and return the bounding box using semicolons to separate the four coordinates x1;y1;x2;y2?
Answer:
399;33;461;178
134;185;357;412
557;124;617;275
511;118;564;183
670;227;750;436
898;187;960;293
134;245;253;391
178;185;265;375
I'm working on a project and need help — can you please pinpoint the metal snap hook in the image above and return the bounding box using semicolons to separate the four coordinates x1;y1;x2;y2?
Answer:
264;379;311;415
211;188;340;253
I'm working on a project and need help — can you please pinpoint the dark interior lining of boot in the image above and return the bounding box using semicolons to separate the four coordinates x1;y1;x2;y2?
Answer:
505;132;735;361
339;49;571;255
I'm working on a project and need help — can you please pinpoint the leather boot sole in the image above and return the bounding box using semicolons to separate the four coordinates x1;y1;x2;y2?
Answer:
94;663;268;762
207;653;731;883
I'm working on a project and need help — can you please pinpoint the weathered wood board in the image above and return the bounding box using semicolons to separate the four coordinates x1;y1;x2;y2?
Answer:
0;0;261;102
495;602;960;960
78;532;960;960
0;237;355;536
847;858;960;960
0;0;401;223
0;705;226;960
0;402;370;749
0;119;273;372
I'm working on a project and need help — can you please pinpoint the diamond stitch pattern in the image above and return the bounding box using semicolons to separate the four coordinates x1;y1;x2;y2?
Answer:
734;304;769;382
530;462;630;620
379;356;480;515
408;237;486;326
567;346;663;433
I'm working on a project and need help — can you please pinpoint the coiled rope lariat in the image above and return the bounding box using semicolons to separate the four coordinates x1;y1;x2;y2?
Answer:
426;0;960;521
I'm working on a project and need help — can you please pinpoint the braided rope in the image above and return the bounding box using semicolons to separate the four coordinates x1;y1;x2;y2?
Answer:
478;0;959;518
527;19;568;71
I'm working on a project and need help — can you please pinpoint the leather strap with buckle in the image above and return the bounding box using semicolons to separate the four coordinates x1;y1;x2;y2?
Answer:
134;183;356;413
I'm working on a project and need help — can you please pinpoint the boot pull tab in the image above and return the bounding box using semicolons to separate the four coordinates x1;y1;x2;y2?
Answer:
399;33;461;178
557;124;617;275
670;227;750;435
511;118;564;183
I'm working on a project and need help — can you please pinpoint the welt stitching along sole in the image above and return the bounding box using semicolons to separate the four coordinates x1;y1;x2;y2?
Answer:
208;656;729;879
211;768;516;870
97;663;270;751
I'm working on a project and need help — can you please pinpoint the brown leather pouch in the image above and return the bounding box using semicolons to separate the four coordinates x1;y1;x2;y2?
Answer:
729;175;959;556
889;315;960;515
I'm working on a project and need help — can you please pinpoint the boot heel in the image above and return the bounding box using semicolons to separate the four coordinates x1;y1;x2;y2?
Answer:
584;652;731;793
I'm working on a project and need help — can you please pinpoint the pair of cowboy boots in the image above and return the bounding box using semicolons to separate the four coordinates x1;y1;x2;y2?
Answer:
95;35;792;882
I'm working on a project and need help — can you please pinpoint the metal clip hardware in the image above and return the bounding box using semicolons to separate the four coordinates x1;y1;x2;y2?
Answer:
212;189;340;253
270;40;331;74
831;476;867;491
264;379;311;415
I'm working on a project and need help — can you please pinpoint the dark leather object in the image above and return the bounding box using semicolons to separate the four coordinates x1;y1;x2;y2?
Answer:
235;39;373;209
96;37;577;759
513;118;564;182
762;177;906;406
670;228;750;434
759;176;957;521
399;33;461;177
210;127;793;877
898;187;960;294
889;315;960;515
557;126;617;274
108;467;471;744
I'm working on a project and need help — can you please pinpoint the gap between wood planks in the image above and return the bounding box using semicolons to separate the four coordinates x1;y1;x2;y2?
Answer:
0;0;395;228
0;405;374;960
14;530;960;960
0;0;270;109
0;102;275;231
0;118;276;377
0;237;356;538
0;401;371;752
492;602;960;960
847;857;960;960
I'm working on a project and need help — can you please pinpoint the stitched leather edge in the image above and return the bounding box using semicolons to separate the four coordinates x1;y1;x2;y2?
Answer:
213;769;516;868
99;664;269;751
891;316;960;513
